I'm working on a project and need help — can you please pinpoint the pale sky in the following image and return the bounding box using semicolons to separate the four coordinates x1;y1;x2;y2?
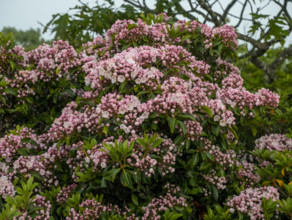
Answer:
0;0;101;39
0;0;291;44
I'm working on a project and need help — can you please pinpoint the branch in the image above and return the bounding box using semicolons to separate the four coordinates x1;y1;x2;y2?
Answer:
222;0;237;22
236;33;269;50
251;45;292;83
234;0;248;28
196;0;222;26
270;45;292;72
124;0;154;13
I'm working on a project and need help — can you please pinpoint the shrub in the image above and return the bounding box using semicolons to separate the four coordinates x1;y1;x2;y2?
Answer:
0;14;291;219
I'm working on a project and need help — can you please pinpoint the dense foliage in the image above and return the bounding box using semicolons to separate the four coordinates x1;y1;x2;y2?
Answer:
1;27;45;51
0;14;291;219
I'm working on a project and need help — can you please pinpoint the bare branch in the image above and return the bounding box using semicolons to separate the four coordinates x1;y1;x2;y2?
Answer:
270;45;292;72
234;0;248;28
196;0;222;26
222;0;237;22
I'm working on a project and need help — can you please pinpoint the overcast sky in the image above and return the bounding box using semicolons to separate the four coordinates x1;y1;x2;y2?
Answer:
0;0;291;44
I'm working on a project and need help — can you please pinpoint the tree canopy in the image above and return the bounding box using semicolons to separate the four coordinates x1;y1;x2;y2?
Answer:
1;27;44;51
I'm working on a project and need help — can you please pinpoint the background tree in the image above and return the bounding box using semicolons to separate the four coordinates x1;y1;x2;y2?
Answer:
43;0;138;47
1;27;45;50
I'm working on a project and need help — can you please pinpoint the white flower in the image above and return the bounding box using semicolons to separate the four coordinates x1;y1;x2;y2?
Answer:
117;75;125;83
142;112;149;119
0;163;9;173
13;161;20;169
95;106;101;114
124;127;130;134
26;161;33;169
63;121;73;129
140;77;147;83
131;70;138;78
230;102;236;108
107;60;115;71
39;169;45;175
111;77;117;83
119;107;127;115
125;54;135;64
213;115;220;122
219;120;227;127
84;77;91;86
120;124;126;130
227;117;234;124
135;79;141;84
100;162;107;168
43;153;50;159
102;111;110;118
216;99;225;110
85;157;90;163
98;67;106;76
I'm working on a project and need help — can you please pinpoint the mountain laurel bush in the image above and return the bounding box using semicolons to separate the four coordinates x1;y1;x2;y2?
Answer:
0;14;291;219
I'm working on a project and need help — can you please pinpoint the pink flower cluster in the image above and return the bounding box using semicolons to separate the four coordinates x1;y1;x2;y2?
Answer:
227;186;279;220
84;45;210;91
16;195;51;220
11;148;63;187
67;199;121;220
255;134;292;151
0;127;40;162
141;193;187;220
47;102;82;141
202;170;227;190
0;175;15;198
201;138;237;168
209;99;235;126
56;183;77;204
24;40;81;82
101;15;238;53
237;162;261;186
213;25;238;49
217;87;279;114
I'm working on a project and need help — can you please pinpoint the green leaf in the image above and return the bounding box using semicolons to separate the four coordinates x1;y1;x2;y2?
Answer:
187;153;199;168
211;125;220;136
178;121;187;135
212;185;219;201
178;113;197;122
127;23;138;30
200;161;211;170
168;213;183;220
185;139;191;150
101;177;107;188
8;60;16;72
201;106;213;118
136;138;147;147
152;138;163;148
4;88;18;96
131;193;139;206
104;168;121;182
167;116;178;134
189;187;202;195
251;126;257;136
120;170;133;189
